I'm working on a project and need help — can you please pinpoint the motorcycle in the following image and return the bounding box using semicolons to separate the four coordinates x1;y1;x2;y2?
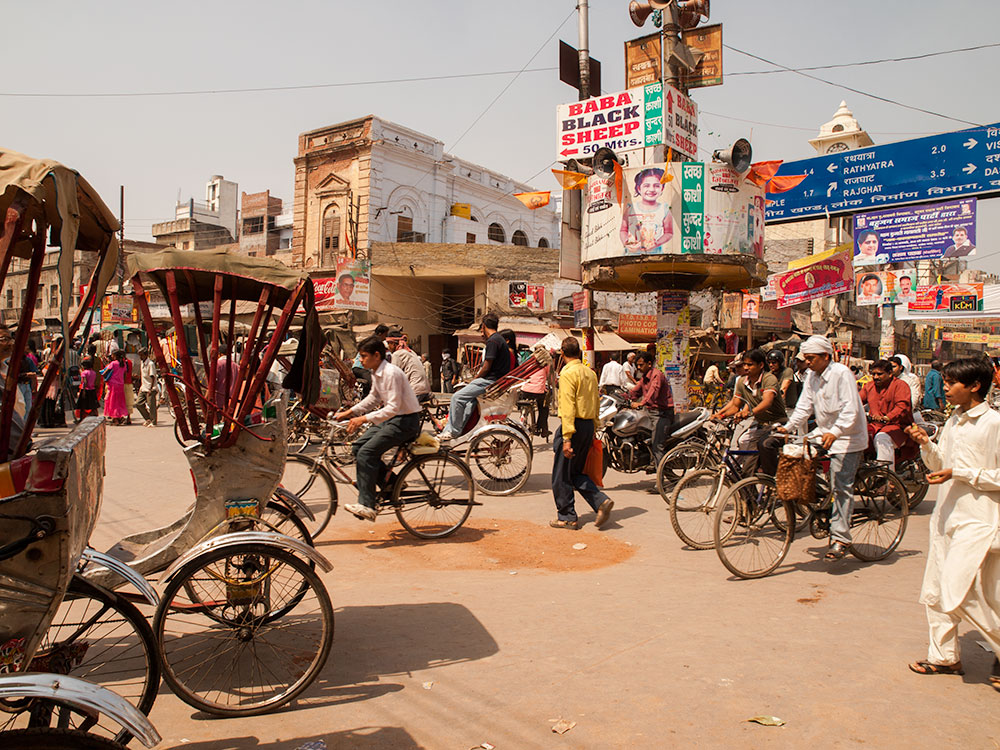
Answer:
598;392;711;475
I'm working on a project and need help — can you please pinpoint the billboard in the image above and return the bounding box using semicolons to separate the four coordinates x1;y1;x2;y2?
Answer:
909;283;984;313
101;294;137;325
852;198;977;266
581;162;764;262
741;293;759;320
315;260;370;311
624;26;722;90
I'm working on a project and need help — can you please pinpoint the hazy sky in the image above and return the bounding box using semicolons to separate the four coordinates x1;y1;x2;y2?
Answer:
3;1;998;270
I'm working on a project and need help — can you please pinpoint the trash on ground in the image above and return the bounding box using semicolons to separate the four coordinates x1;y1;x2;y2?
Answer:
509;571;518;575
422;681;434;689
295;741;328;750
572;542;587;550
747;715;785;727
552;719;577;734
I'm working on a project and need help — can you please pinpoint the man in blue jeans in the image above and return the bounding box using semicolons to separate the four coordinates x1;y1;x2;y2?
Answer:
776;335;868;560
334;336;422;521
438;313;510;441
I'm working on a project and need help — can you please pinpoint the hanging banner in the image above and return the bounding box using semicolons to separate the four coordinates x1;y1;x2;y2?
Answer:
572;290;591;328
101;295;137;325
852;198;977;266
773;244;854;309
856;271;888;306
582;162;765;262
756;301;792;331
720;292;743;329
317;259;370;311
741;293;760;319
617;313;657;338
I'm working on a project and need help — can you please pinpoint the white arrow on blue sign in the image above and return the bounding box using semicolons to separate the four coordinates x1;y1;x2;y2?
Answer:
766;122;1000;222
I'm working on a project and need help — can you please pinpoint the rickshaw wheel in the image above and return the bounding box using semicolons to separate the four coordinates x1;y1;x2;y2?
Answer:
465;429;531;496
0;576;160;744
155;544;333;717
0;728;126;749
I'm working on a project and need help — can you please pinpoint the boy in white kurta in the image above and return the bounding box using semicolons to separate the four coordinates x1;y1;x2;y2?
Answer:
906;357;1000;689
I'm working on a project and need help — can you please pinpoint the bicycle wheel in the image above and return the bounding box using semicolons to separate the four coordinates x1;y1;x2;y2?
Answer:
0;728;128;750
656;440;710;501
714;475;793;579
849;465;908;562
155;544;334;717
280;454;337;537
669;469;726;550
11;576;160;744
394;453;475;539
465;429;531;496
896;457;929;510
518;400;536;437
261;498;316;547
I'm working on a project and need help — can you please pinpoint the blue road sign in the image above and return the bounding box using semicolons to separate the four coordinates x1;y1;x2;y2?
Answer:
765;122;1000;223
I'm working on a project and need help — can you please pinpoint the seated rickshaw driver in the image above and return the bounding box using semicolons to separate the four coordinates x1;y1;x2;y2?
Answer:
859;359;913;472
334;335;422;522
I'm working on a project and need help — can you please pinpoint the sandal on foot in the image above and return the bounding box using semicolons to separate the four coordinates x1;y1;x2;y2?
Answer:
825;541;850;560
549;519;578;530
908;660;964;676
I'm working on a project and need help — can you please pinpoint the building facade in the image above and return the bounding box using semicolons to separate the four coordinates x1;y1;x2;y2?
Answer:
152;175;238;251
291;115;561;269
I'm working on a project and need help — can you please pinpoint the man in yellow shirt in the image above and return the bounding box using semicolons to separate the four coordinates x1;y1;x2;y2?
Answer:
550;337;614;530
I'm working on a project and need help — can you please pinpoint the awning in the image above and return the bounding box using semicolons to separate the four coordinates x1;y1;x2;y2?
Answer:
536;328;636;352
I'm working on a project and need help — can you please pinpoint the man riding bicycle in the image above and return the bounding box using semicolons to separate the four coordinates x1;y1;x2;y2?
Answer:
334;336;422;522
772;335;868;560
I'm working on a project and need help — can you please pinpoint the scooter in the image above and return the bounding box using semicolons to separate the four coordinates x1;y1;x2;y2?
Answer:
598;392;711;475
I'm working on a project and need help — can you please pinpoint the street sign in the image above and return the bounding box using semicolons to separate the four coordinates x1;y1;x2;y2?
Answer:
766;122;1000;222
681;24;723;89
625;33;660;89
555;82;697;162
558;40;602;95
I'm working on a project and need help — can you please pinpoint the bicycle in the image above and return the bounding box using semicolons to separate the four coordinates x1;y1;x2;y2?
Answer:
281;422;478;539
713;440;908;579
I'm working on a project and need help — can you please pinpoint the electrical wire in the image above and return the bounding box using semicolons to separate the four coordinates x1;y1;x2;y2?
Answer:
726;42;1000;77
724;44;982;128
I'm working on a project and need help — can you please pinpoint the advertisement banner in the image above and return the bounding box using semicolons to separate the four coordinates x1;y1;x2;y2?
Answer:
681;24;723;89
720;292;742;329
852;198;977;266
756;301;791;331
556;85;661;161
655;290;691;410
774;245;854;309
508;282;527;309
855;271;889;306
316;259;370;311
582;162;765;262
572;290;591;328
909;283;984;313
617;313;657;338
101;294;136;325
741;293;759;320
526;284;545;311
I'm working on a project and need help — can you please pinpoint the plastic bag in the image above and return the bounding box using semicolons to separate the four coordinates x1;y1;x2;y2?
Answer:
583;438;604;488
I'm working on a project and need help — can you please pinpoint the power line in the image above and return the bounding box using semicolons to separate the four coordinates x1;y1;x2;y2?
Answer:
727;42;1000;77
700;109;936;136
724;44;982;128
0;67;558;99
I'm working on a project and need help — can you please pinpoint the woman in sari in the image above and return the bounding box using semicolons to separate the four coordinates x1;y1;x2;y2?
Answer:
102;350;130;425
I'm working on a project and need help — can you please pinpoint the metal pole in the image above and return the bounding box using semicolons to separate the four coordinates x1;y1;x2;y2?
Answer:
577;0;590;101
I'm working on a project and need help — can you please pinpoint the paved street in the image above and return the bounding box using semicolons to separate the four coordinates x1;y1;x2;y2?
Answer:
89;416;999;749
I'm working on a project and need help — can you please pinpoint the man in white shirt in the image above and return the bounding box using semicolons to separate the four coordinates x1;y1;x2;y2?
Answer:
777;335;869;560
138;348;159;427
623;351;638;385
334;336;422;521
598;353;629;395
385;328;431;400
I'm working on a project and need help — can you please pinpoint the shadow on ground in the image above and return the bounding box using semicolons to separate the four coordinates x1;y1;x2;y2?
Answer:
162;725;425;749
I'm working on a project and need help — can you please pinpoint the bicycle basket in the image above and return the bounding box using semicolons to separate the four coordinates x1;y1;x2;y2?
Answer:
775;440;817;504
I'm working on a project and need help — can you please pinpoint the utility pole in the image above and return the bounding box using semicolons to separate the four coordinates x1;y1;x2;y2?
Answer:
577;0;590;101
660;4;682;91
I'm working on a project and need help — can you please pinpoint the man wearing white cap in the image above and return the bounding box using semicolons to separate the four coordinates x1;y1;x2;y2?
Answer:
776;335;868;560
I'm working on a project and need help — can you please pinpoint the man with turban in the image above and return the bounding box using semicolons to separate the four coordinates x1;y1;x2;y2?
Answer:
776;335;869;560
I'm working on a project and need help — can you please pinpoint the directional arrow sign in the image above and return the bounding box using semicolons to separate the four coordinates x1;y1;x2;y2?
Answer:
766;121;1000;222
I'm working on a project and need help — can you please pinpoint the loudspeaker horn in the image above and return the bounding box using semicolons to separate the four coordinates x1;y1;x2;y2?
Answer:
592;147;620;179
628;1;653;26
712;138;753;173
676;0;709;28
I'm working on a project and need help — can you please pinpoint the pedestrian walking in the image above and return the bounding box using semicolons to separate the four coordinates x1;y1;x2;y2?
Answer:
905;357;1000;690
521;362;551;440
77;357;99;420
441;351;458;394
421;353;432;383
549;337;613;530
923;359;946;412
101;350;130;425
598;353;629;396
137;348;159;427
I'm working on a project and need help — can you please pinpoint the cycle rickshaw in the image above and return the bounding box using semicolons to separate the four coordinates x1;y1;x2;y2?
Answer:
0;151;160;748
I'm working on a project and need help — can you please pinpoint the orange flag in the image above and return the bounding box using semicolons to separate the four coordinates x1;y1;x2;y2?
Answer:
766;174;808;194
513;191;551;209
660;148;675;183
551;169;589;190
613;160;625;207
745;160;783;188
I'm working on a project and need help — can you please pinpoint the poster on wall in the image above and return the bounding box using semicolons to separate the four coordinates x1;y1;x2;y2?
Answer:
741;293;759;319
101;294;137;325
526;284;545;310
655;290;691;410
720;292;742;329
316;259;370;311
853;198;977;266
508;281;528;309
581;162;765;262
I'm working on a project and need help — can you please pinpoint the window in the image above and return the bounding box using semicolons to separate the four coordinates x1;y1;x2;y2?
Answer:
470;215;479;222
466;233;476;244
512;230;528;246
267;215;276;232
49;284;58;309
5;289;11;308
488;223;505;243
279;236;291;250
322;206;340;253
243;216;264;235
396;213;425;243
538;237;549;248
19;289;26;309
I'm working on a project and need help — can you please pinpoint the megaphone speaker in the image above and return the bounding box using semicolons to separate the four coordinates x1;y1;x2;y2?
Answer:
712;138;753;173
628;1;654;27
592;147;620;179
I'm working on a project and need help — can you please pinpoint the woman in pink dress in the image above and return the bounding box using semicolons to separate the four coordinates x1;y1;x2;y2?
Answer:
102;350;130;425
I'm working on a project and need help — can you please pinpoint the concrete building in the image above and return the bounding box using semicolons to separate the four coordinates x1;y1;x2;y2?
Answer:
152;175;238;251
239;190;284;258
291;115;561;269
